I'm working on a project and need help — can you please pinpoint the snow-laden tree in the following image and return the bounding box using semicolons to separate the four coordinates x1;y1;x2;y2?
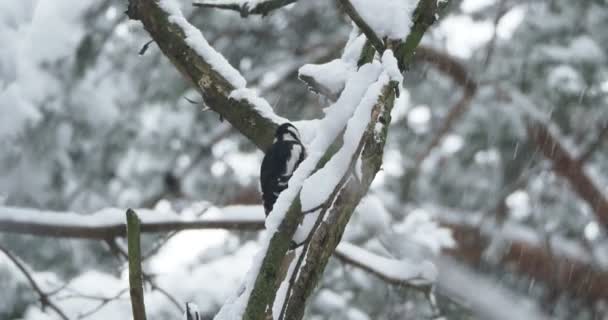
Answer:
1;0;607;319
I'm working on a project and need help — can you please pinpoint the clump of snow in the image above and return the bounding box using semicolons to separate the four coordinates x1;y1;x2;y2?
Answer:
0;84;42;140
349;0;418;40
547;64;584;94
381;50;403;84
355;196;391;234
394;209;455;255
158;0;247;89
337;242;438;283
299;59;353;97
297;33;367;100
341;33;367;64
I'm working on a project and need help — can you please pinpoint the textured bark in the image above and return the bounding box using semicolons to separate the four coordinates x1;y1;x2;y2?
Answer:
127;0;279;151
126;209;147;320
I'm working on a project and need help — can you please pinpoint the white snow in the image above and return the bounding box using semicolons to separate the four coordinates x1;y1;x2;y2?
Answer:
300;72;389;211
297;33;366;100
0;204;265;228
193;0;267;8
438;15;494;58
349;0;418;40
394;209;455;255
547;64;584;94
354;195;391;234
229;88;287;124
336;242;438;283
298;59;353;97
158;0;247;89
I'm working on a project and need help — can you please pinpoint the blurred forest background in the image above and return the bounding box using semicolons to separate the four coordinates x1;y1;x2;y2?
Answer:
1;0;607;319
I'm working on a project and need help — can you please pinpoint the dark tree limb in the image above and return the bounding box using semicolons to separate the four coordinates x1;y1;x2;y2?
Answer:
193;0;298;17
411;46;478;171
445;220;608;303
126;209;147;320
0;244;70;320
528;122;608;228
578;121;608;164
127;0;281;151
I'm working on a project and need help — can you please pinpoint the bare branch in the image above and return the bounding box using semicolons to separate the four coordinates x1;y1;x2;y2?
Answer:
333;243;432;291
126;209;147;320
193;0;298;17
528;122;608;228
0;244;70;320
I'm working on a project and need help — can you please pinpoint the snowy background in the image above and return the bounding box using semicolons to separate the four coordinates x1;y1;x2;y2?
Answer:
1;0;607;319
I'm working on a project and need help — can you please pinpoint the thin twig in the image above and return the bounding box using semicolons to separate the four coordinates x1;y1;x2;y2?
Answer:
0;244;70;320
107;237;185;313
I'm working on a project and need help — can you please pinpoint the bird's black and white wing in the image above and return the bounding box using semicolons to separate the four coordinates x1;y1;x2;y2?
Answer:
260;141;305;215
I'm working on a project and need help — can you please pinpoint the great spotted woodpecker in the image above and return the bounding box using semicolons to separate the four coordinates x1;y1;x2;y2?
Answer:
260;123;306;216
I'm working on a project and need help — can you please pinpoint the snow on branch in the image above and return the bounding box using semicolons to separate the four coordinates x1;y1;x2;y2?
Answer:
0;205;265;239
193;0;297;17
126;0;285;150
334;242;436;288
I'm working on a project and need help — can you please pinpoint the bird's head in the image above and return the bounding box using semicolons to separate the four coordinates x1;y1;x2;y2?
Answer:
274;123;301;143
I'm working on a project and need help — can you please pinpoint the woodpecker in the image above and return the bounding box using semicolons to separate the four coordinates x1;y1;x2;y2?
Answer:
260;123;306;216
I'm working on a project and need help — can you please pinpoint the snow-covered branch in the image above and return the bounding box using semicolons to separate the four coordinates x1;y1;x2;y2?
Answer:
127;0;285;150
193;0;297;17
334;242;435;289
0;205;265;239
126;210;148;320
